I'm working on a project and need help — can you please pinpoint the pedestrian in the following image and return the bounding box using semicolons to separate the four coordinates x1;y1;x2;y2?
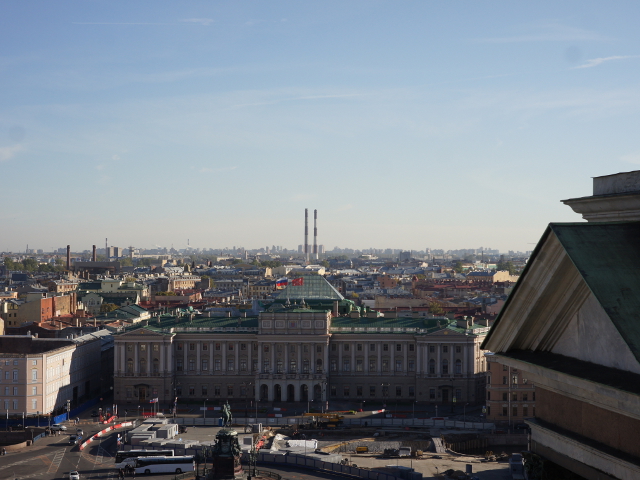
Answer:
2;447;6;455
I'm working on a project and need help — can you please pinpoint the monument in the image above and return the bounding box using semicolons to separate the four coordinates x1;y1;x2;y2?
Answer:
211;428;244;479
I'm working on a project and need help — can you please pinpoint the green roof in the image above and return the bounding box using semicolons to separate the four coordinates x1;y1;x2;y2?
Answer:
330;316;445;330
483;221;640;362
276;275;344;301
125;314;259;333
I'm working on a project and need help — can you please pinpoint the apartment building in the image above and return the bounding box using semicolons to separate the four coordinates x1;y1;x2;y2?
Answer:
485;352;535;426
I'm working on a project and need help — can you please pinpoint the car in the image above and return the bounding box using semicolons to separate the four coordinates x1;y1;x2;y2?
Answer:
69;471;80;480
76;428;83;436
69;435;78;445
178;425;188;433
51;424;67;431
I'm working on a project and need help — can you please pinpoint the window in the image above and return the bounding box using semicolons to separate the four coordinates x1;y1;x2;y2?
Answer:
189;359;195;371
369;359;376;372
140;344;146;352
395;360;402;372
228;343;234;351
215;359;221;371
502;393;508;401
214;385;221;396
442;359;449;374
241;343;246;351
331;344;337;352
382;385;389;397
316;359;323;373
13;371;18;380
303;345;309;353
153;344;159;352
240;386;247;396
316;345;322;353
13;387;18;395
289;360;297;373
523;406;528;417
128;359;134;373
202;343;208;351
240;359;247;372
356;359;363;372
408;360;415;372
303;360;309;373
330;386;337;397
177;343;183;351
533;406;536;416
396;386;402;397
382;359;389;372
32;387;37;395
512;375;518;385
429;359;435;374
502;376;507;385
276;360;283;374
487;391;491;400
429;388;435;400
512;392;517;402
487;406;491;416
455;359;462;374
176;386;183;395
343;386;350;397
202;360;209;371
13;400;18;410
503;364;507;371
455;346;461;353
396;344;402;352
32;360;37;366
502;406;508;417
189;385;195;395
409;344;415;352
383;344;388;351
487;375;491;384
357;344;363;351
409;386;415;397
228;359;235;371
31;369;37;381
227;385;234;396
289;344;296;353
370;344;375;352
330;360;337;372
512;406;518;417
126;388;132;398
343;344;349;352
370;386;376;397
343;359;350;372
262;360;270;373
4;371;7;380
215;343;221;351
455;389;461;400
522;393;528;401
357;386;363;396
532;392;536;401
442;346;448;353
263;345;269;353
4;387;8;395
189;343;195;351
202;385;208;396
429;345;435;353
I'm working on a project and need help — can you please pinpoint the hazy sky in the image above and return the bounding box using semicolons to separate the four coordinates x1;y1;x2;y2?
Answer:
1;1;639;253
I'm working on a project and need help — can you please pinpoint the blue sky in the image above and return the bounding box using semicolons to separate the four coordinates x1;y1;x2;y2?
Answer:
1;1;639;253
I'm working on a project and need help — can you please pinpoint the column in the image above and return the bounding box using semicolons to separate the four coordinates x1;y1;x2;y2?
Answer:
209;342;213;375
134;343;139;374
416;344;421;375
404;342;408;376
323;343;329;376
271;343;276;373
196;343;201;374
247;342;252;375
284;344;289;373
351;342;355;374
297;344;302;375
436;344;441;375
222;342;227;372
120;344;125;374
258;343;262;372
338;342;343;372
235;343;239;373
377;342;382;372
463;342;468;375
160;343;165;374
364;341;369;374
167;342;173;373
183;345;187;374
147;343;151;374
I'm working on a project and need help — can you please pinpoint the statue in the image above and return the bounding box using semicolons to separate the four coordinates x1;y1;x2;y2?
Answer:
222;400;233;427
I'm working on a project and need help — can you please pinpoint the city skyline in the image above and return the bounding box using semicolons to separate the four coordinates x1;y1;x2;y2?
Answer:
2;2;639;251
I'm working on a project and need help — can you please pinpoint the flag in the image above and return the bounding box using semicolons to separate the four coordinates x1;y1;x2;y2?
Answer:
275;278;288;289
292;277;304;286
149;398;158;404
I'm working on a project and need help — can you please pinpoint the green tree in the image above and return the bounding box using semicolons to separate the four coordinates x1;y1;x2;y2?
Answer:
119;257;133;267
496;261;517;275
429;301;444;315
453;261;464;274
100;303;119;313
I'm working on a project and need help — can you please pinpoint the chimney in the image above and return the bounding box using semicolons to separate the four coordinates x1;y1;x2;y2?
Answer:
304;208;309;263
313;209;318;260
92;245;97;262
66;245;71;270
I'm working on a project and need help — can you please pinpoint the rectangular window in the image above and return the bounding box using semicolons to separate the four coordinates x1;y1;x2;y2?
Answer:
343;360;350;372
13;400;18;410
455;389;461;400
502;392;508;401
396;344;402;352
303;345;309;353
357;386;363;396
228;359;234;371
370;386;376;397
533;406;536;416
331;344;337;352
502;406;508;417
330;386;337;397
512;392;517;402
263;360;270;373
503;364;508;371
442;346;448;353
370;344;375;352
153;344;159;352
240;343;246;351
189;385;195;395
216;343;221;351
429;388;435;400
13;371;18;380
126;388;132;398
253;360;258;372
396;386;402;397
140;344;146;352
356;359;363;372
202;343;208;351
357;344;362;351
240;359;247;372
177;360;183;371
316;345;322;353
369;359;376;372
408;360;415;372
395;360;402;372
227;385;234;396
343;344;349;352
382;359;389;372
429;345;435;353
215;359;221;371
176;386;182;395
503;376;507;385
456;346;461;353
522;393;528;401
228;343;234;351
383;344;388;351
189;343;195;351
522;406;528;417
487;406;491;416
189;359;195;371
32;370;37;381
487;391;491;400
263;345;269;353
202;385;208;396
409;386;415;397
32;386;37;395
409;344;415;352
177;343;183;351
343;386;350;397
202;360;209;371
532;392;536;401
13;387;18;395
32;360;37;366
214;385;221;396
512;406;518;417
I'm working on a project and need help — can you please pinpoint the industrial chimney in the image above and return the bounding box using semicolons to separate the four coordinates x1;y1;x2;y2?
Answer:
92;245;97;262
313;209;318;260
304;208;309;263
66;245;71;270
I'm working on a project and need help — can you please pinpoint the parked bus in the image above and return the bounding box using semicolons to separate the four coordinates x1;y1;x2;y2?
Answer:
115;449;174;465
134;456;195;475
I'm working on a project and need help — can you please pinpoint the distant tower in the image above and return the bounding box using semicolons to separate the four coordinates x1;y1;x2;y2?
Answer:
92;245;97;262
313;209;318;260
66;245;71;270
105;238;108;262
304;208;309;263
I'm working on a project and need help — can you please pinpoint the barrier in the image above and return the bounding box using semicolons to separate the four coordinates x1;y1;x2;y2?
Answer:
79;421;133;451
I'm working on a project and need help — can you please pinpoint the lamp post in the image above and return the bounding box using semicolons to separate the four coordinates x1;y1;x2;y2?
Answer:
66;400;71;422
203;398;208;421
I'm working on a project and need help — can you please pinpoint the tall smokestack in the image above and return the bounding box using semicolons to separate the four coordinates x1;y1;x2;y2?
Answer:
92;245;97;262
313;209;318;260
304;208;309;262
105;238;108;262
66;245;71;270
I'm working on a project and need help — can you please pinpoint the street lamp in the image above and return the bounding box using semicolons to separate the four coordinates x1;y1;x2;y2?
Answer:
66;400;71;422
203;398;208;421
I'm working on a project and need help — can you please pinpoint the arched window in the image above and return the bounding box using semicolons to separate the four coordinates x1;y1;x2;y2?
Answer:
442;359;449;374
455;359;462;374
429;359;435;374
127;359;133;374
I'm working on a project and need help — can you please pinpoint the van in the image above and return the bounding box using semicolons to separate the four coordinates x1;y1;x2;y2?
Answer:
76;428;83;436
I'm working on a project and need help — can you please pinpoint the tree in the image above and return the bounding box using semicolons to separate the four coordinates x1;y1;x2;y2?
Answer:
453;261;464;274
100;303;119;313
429;301;444;315
119;258;133;267
496;261;517;275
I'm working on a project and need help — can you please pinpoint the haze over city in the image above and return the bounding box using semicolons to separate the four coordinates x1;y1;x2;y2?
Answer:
2;1;640;252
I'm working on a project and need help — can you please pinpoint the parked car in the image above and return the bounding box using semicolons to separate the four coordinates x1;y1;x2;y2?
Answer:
69;471;80;480
178;425;188;433
69;435;78;445
51;424;67;431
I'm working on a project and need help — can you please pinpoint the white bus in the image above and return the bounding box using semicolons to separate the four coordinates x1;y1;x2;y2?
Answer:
134;456;195;475
115;449;174;465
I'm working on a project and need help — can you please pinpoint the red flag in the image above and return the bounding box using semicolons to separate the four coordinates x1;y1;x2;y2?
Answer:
292;277;304;286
